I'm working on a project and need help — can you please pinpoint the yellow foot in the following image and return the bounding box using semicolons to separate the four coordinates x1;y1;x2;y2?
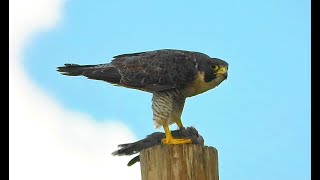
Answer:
161;138;192;145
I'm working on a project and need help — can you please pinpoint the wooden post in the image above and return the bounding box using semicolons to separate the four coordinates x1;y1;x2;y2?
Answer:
140;144;219;180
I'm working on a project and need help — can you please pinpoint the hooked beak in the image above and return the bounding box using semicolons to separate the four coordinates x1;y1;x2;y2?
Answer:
216;66;228;79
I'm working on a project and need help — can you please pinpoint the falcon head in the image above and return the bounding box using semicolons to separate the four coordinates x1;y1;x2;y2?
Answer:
197;58;228;83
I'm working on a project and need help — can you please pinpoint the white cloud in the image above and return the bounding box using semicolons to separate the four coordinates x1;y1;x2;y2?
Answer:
9;0;140;179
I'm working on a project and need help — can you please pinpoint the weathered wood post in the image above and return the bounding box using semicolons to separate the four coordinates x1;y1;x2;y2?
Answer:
140;144;219;180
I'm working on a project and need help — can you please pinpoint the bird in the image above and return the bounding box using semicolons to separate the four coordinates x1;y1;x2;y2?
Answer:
57;49;228;145
111;126;204;166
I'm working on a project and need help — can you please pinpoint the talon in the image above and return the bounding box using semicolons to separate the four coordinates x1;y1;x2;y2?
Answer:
161;137;192;145
162;125;192;145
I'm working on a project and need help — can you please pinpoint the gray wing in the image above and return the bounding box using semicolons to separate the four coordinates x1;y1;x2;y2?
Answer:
57;49;211;92
111;49;207;92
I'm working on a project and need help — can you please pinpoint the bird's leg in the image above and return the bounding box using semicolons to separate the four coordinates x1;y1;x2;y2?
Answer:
162;125;192;145
175;117;185;130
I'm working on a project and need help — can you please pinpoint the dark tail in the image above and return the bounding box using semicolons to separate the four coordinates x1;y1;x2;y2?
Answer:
57;64;95;76
57;63;121;84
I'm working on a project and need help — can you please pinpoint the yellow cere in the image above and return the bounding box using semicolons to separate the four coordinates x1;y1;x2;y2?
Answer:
216;66;228;74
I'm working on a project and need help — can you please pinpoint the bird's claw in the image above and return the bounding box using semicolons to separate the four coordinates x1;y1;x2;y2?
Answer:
161;138;192;145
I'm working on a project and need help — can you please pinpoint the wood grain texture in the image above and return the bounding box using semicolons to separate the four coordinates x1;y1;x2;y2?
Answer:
140;144;218;180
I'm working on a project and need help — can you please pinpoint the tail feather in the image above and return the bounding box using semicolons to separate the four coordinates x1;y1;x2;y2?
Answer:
57;63;121;84
57;64;95;76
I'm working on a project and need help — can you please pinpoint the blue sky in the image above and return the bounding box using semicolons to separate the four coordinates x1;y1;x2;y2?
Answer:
22;0;310;179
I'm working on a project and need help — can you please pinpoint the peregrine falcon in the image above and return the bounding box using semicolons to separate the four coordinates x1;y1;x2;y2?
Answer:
57;49;228;145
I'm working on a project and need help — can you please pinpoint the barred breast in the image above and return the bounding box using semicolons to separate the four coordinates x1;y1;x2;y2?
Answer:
152;88;185;128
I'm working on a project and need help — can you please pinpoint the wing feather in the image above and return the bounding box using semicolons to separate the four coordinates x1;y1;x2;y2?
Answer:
111;49;204;92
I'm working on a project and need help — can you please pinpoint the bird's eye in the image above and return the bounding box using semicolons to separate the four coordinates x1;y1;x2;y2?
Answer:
211;65;219;71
